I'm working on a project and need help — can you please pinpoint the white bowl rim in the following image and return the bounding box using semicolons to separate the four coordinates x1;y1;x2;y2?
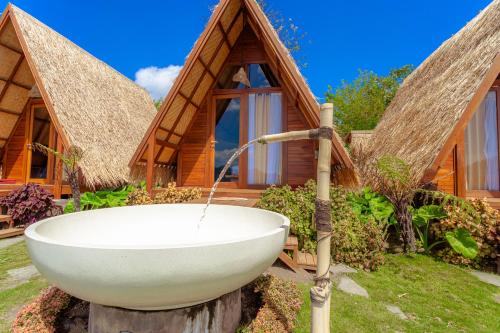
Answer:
25;204;290;250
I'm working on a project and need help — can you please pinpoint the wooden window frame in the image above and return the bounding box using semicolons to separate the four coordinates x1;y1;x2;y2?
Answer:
26;101;56;185
464;85;500;198
209;87;284;189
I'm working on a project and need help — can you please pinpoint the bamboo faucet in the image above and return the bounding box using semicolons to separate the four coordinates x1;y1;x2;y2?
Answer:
258;103;333;333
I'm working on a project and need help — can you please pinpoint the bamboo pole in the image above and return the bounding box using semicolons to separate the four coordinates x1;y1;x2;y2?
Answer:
258;103;334;332
311;103;333;333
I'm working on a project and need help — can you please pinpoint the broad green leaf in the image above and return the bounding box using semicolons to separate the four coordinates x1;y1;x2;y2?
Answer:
445;229;478;259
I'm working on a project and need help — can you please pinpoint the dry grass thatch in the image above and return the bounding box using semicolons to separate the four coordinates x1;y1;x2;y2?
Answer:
2;5;157;188
364;0;500;181
347;130;373;154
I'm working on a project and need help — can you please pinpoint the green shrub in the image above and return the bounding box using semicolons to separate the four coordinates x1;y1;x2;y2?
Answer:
64;185;135;213
258;183;315;251
430;198;499;268
247;275;302;333
126;188;153;205
153;182;202;204
347;187;395;227
258;180;386;270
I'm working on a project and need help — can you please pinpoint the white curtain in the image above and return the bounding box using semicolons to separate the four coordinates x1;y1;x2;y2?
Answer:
465;91;499;191
248;93;282;185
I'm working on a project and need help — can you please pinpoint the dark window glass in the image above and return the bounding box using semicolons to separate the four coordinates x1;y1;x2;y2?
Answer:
214;98;240;182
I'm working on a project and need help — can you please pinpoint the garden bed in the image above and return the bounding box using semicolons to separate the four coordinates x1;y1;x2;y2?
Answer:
12;275;302;333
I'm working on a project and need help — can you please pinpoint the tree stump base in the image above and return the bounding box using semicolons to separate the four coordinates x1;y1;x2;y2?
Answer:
88;289;241;333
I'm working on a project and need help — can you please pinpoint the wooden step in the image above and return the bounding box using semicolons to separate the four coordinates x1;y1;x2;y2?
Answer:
0;228;24;239
277;252;308;275
284;236;298;249
297;252;317;271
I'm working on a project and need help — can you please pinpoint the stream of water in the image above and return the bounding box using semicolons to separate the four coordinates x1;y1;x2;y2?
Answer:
199;138;261;227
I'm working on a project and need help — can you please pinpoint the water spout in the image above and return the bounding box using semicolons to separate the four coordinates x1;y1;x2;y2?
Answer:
199;129;314;226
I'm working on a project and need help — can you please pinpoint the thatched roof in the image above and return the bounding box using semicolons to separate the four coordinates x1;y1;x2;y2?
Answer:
130;0;357;186
347;130;373;152
0;4;157;188
365;0;500;181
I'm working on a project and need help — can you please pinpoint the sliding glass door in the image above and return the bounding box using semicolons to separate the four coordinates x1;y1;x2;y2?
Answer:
211;91;283;188
465;90;499;192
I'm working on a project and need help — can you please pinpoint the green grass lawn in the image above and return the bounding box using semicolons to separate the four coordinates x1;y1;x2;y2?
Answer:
295;254;500;333
0;243;499;333
0;242;47;333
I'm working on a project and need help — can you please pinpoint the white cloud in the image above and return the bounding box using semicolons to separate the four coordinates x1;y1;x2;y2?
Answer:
134;65;182;100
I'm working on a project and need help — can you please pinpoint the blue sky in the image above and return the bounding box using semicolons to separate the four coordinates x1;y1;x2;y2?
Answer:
1;0;492;100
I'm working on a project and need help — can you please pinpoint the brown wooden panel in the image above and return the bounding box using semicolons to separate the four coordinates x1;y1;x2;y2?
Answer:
179;106;209;186
226;27;266;64
286;102;315;185
3;109;27;181
434;145;456;195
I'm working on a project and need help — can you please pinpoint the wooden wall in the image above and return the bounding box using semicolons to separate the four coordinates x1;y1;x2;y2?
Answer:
178;105;210;187
285;100;315;185
2;110;27;181
176;26;316;188
434;146;457;195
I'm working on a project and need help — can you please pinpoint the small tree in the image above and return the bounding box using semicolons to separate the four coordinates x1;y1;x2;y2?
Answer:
326;65;413;137
34;144;83;212
356;152;419;253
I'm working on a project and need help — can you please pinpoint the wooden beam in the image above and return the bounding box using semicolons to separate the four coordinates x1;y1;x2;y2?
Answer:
146;135;155;194
198;58;217;81
53;135;64;199
0;42;22;55
0;54;24;102
155;139;178;150
10;80;31;91
0;107;21;116
218;21;231;48
178;91;200;109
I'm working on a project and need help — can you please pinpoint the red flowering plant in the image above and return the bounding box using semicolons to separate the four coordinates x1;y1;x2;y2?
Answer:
0;183;61;227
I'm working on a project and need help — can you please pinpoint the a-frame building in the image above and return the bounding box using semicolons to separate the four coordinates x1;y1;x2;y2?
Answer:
130;0;357;192
365;0;500;205
0;4;157;196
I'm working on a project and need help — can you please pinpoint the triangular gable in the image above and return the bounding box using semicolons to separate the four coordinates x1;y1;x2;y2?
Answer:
366;0;500;182
0;5;69;156
130;0;354;170
1;4;158;188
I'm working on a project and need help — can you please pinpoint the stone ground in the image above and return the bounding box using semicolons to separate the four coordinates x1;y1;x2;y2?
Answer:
0;265;40;291
0;236;24;249
470;271;500;287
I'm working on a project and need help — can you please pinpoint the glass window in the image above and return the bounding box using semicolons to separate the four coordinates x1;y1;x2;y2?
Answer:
216;64;279;89
214;98;240;182
465;91;499;191
30;107;50;179
248;64;279;88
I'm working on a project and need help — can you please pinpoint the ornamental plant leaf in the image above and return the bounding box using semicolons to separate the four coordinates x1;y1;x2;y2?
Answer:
412;205;446;227
445;229;479;259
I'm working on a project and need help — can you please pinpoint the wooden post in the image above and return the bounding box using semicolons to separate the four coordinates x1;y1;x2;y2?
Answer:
146;135;155;194
53;136;64;199
310;103;333;333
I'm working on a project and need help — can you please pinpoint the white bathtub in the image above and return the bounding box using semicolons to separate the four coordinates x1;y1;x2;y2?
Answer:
25;204;289;310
